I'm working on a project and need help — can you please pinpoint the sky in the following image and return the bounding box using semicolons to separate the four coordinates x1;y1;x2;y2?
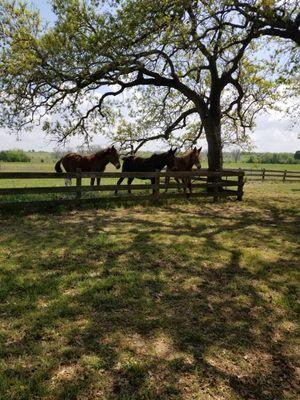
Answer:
0;0;299;153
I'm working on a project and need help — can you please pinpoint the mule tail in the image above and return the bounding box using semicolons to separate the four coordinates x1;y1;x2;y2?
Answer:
55;159;63;173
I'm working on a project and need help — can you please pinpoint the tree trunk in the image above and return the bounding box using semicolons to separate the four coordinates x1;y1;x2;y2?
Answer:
204;117;223;171
201;114;223;196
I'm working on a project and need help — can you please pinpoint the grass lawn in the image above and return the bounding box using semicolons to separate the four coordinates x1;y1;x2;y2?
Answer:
0;181;299;399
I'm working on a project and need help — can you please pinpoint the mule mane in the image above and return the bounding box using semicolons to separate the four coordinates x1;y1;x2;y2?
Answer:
150;153;159;159
183;149;195;158
150;152;167;159
94;148;111;157
180;149;199;162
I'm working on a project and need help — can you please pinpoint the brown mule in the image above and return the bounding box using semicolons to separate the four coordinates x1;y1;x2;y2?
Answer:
55;146;121;186
165;147;202;194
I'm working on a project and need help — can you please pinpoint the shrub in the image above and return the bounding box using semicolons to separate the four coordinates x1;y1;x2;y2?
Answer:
246;155;259;163
0;150;31;162
246;152;300;164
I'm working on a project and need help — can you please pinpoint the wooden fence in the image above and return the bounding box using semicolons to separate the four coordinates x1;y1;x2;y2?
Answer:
244;168;300;182
0;169;244;209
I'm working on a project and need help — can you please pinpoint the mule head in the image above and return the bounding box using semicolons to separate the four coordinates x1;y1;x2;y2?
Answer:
166;147;177;168
192;146;202;169
108;145;121;169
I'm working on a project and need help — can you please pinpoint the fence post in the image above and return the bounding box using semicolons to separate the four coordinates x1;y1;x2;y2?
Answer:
76;168;82;200
283;170;287;182
262;168;265;181
153;169;160;200
237;169;244;201
212;172;219;202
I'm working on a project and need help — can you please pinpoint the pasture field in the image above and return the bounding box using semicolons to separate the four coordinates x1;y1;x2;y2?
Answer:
223;162;300;171
0;160;299;192
0;181;299;400
1;160;300;175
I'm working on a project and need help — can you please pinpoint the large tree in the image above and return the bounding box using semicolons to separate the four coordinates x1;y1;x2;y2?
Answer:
233;0;300;45
0;0;299;170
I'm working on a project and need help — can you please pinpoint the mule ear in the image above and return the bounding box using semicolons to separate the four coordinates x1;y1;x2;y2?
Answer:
198;146;202;153
193;146;197;152
172;147;177;154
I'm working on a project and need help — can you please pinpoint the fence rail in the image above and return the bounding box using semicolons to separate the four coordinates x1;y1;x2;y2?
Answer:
0;169;245;209
1;167;299;210
0;169;245;179
243;168;300;182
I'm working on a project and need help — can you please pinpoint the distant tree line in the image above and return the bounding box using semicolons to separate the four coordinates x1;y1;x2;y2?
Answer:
245;152;300;164
1;148;299;165
0;149;31;162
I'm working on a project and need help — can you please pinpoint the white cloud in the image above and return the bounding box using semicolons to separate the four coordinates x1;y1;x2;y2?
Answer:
250;111;299;152
0;126;109;151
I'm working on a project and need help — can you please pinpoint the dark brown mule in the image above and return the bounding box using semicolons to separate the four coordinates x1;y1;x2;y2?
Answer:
55;146;121;186
165;147;202;194
115;148;177;194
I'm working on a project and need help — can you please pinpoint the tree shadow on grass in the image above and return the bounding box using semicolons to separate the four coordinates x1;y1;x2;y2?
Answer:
0;199;299;399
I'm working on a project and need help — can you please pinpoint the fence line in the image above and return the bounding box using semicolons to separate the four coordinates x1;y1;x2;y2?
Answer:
0;169;245;209
243;168;300;181
1;167;299;210
0;169;245;179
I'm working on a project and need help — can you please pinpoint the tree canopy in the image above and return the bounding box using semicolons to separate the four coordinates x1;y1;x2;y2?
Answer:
0;0;299;169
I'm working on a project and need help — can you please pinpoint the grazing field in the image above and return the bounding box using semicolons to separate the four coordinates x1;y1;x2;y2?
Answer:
0;160;299;192
223;162;300;171
1;160;300;174
0;181;299;400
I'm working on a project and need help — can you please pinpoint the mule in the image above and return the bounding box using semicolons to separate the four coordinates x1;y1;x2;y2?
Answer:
114;148;177;194
55;146;121;186
165;147;202;194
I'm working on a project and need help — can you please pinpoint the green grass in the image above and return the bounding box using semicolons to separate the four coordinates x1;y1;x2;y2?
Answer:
0;162;55;172
1;160;300;173
223;162;300;171
0;181;299;399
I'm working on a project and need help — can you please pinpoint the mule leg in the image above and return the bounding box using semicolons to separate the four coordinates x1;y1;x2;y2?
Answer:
115;177;124;194
182;178;187;195
175;177;181;192
128;177;134;194
187;177;192;197
91;177;95;186
96;178;101;186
